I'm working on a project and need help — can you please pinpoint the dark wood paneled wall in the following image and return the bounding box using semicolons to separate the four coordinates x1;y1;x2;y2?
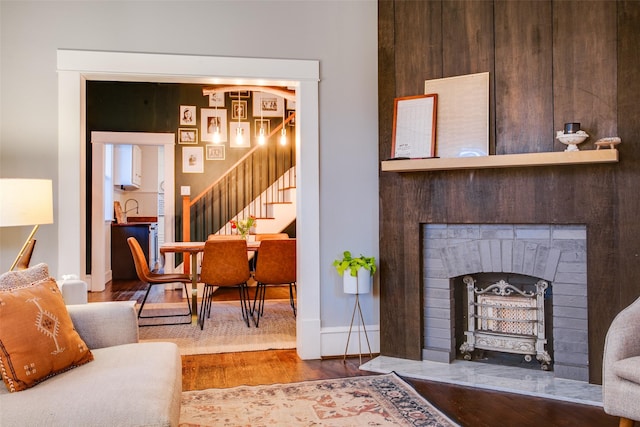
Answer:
378;0;640;384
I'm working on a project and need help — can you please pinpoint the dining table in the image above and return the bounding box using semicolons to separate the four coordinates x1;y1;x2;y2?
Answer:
160;240;260;323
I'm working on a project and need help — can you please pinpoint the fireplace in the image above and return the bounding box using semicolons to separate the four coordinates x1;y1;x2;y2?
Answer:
422;224;588;381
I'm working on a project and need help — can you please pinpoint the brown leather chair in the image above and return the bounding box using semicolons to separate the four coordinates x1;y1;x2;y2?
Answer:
252;238;296;326
254;233;289;241
207;234;243;240
127;237;192;325
199;239;252;329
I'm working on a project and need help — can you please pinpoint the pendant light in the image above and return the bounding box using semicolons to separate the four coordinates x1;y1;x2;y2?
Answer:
212;93;221;143
279;98;287;146
235;91;243;146
258;92;266;145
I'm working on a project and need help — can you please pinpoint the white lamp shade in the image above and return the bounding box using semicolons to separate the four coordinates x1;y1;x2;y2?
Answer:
0;179;54;227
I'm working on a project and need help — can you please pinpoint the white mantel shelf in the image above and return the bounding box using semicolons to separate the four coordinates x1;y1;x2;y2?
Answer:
381;149;619;172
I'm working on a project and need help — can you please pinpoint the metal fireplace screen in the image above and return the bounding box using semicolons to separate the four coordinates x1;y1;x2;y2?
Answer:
460;275;552;370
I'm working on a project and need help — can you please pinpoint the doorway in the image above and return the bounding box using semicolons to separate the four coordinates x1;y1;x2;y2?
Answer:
57;50;322;359
90;131;175;291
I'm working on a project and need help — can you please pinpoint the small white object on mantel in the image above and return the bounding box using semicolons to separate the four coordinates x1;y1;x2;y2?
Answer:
595;137;622;150
556;130;589;152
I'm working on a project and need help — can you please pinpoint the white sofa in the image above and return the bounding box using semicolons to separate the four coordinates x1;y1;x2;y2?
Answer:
0;301;182;426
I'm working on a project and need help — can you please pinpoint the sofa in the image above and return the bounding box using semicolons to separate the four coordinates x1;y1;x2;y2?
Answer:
603;295;640;426
0;267;182;426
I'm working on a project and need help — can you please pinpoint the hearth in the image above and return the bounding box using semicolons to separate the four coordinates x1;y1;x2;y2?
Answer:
423;224;588;381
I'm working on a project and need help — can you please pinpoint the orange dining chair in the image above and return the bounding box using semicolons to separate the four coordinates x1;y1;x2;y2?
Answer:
207;234;243;240
251;233;289;271
254;233;289;241
199;239;253;330
127;237;192;326
252;238;297;327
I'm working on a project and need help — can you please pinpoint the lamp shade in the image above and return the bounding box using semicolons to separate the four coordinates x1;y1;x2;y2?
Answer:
0;179;54;227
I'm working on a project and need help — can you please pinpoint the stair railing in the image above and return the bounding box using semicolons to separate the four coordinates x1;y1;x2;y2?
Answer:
182;113;296;243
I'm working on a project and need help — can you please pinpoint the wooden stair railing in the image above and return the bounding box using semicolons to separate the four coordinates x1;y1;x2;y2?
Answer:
181;113;296;246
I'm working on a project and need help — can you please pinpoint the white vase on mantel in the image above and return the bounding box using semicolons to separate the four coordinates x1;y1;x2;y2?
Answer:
343;268;372;295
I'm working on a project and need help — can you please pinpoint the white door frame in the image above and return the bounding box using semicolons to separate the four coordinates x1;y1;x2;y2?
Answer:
57;50;321;359
90;131;175;293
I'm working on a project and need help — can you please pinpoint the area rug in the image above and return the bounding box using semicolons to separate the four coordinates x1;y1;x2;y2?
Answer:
138;300;296;355
179;373;459;426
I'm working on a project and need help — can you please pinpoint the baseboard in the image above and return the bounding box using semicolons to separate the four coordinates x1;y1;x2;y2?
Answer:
321;324;380;358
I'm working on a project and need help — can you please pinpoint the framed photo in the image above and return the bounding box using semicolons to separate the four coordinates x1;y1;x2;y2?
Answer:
182;147;204;173
201;108;228;142
229;122;251;148
206;144;225;160
424;72;489;158
286;98;296;110
391;94;438;159
208;92;225;107
254;119;270;137
178;128;198;144
252;92;285;117
230;90;250;99
179;105;196;126
287;110;296;126
231;100;248;120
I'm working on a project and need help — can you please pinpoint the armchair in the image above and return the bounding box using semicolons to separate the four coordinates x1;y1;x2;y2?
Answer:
603;296;640;427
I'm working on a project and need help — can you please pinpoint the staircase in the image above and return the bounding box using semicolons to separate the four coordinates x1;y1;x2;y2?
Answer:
219;167;296;235
185;115;296;242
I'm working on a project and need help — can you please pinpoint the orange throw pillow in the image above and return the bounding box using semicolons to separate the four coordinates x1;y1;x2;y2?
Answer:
0;278;93;392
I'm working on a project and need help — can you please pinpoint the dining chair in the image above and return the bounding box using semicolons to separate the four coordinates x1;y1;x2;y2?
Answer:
207;234;243;240
254;233;289;241
252;238;296;327
199;239;253;329
207;233;255;271
127;237;192;325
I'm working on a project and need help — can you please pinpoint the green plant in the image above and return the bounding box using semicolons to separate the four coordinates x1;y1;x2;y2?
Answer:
332;250;377;277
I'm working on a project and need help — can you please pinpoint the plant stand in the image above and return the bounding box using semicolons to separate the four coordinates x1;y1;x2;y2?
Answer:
343;292;373;365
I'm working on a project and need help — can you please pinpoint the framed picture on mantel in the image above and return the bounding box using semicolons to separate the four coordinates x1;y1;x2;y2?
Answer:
391;94;438;159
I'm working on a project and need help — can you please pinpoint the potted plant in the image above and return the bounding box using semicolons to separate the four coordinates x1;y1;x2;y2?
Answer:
333;251;376;294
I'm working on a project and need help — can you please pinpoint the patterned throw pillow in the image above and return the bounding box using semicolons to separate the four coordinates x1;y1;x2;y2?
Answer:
0;263;49;290
0;278;94;392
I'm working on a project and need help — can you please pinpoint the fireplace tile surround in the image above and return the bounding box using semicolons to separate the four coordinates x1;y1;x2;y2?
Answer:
422;224;588;382
360;224;599;406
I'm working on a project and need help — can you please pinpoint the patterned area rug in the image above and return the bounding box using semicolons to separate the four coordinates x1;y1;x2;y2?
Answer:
179;373;459;426
138;300;295;355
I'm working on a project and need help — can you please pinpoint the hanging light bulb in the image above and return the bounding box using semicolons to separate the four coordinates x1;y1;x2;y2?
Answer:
258;92;266;145
236;125;244;145
279;99;287;146
213;123;221;143
213;92;221;143
235;91;243;145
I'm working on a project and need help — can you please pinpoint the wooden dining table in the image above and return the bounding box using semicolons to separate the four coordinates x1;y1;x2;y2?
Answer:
160;240;260;323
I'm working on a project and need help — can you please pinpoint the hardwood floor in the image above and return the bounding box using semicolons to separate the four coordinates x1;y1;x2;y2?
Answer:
93;279;619;427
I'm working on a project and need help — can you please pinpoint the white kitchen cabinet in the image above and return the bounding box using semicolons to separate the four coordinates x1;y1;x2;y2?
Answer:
114;144;142;190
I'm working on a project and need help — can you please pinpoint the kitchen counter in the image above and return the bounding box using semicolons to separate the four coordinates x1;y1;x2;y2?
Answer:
111;222;158;280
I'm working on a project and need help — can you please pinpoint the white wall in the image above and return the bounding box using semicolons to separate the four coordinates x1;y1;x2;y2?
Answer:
0;1;379;337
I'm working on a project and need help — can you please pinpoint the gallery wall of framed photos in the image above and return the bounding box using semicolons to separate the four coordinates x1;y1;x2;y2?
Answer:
86;81;294;200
